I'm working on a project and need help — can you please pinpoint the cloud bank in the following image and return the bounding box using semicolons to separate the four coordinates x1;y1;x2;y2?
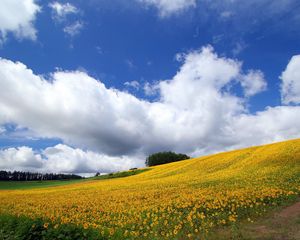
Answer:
0;46;300;173
0;144;138;174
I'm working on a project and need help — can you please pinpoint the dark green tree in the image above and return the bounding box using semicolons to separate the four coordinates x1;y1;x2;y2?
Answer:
145;151;190;167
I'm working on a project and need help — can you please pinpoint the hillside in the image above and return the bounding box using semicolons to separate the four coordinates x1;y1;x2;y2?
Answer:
0;139;300;239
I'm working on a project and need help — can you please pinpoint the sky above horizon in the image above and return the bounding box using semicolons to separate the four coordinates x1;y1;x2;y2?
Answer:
0;0;300;174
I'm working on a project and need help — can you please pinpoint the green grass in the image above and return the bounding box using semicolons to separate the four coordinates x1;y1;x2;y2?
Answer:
0;179;85;190
91;168;151;180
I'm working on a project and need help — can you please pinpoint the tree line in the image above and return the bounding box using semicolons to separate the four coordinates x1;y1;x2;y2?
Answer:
0;170;82;181
146;151;190;167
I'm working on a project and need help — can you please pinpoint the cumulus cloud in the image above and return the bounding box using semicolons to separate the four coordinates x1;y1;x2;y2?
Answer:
49;2;78;22
240;70;267;97
233;106;300;147
138;0;196;17
1;47;300;173
0;144;139;174
0;0;40;43
144;82;159;96
0;58;149;156
280;55;300;104
0;146;43;172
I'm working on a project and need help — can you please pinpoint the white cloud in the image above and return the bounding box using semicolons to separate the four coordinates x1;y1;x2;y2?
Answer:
49;2;78;22
124;81;140;90
0;0;40;43
157;46;241;108
0;146;43;172
0;144;140;174
49;2;83;38
0;58;149;156
42;144;140;174
240;70;267;97
63;21;84;37
231;106;300;151
280;55;300;104
1;47;300;173
138;0;196;17
144;82;160;96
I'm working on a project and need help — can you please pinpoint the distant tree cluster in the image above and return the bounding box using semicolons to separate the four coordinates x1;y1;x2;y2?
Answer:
0;171;82;181
146;151;190;167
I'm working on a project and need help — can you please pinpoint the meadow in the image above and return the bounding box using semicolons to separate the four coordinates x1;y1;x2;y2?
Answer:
0;139;299;239
0;179;85;190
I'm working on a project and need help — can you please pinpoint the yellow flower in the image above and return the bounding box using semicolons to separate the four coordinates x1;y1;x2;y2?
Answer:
83;223;89;229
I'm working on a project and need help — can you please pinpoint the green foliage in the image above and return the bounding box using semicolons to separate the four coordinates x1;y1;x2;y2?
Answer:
145;151;190;166
0;215;105;240
0;170;82;181
92;168;151;180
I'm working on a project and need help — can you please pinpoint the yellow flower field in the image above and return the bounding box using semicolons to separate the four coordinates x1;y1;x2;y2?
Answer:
1;139;300;239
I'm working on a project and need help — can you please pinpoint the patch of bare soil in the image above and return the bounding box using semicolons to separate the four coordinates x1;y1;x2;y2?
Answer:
209;200;300;240
243;201;300;240
277;201;300;218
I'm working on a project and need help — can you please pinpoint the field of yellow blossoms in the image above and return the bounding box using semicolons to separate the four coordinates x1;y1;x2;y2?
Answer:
0;139;300;239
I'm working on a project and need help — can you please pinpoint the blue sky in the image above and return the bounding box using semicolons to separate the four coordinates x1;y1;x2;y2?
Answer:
0;0;300;174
